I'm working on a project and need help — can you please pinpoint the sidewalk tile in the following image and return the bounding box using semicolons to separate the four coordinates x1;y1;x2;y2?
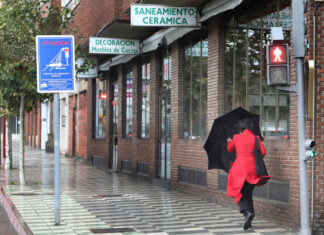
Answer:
0;141;297;235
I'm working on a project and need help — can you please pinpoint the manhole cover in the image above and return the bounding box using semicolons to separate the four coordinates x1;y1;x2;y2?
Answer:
90;227;135;233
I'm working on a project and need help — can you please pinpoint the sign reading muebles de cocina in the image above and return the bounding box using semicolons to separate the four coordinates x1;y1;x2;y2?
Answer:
89;37;140;55
131;4;197;27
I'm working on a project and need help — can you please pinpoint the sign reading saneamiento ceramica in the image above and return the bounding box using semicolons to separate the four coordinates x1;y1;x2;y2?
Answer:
89;37;140;55
239;7;291;30
131;4;197;27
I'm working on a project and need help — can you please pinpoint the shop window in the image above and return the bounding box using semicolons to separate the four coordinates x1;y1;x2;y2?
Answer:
183;39;208;138
94;78;107;139
224;9;291;138
141;63;150;138
125;70;133;138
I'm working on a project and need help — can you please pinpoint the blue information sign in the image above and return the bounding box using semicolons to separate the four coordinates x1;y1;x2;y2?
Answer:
36;35;75;93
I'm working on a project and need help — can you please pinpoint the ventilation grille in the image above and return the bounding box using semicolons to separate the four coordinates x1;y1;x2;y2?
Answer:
121;160;132;173
179;167;207;187
218;172;289;203
137;162;149;175
92;155;107;168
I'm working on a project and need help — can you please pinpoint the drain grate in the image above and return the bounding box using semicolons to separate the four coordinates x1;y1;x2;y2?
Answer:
90;227;135;233
93;194;123;198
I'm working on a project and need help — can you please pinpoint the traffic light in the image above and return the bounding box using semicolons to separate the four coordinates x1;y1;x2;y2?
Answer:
266;44;290;86
305;139;317;160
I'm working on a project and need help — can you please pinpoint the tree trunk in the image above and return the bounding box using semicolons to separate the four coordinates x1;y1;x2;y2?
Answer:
19;94;26;185
5;117;12;169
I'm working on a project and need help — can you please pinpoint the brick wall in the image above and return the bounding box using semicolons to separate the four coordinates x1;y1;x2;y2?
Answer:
33;109;37;148
167;14;304;229
78;91;88;158
68;96;75;156
63;0;122;45
121;0;137;14
146;51;160;176
24;105;42;148
305;2;324;234
38;105;42;148
68;92;88;159
114;53;159;176
106;73;114;168
170;16;226;209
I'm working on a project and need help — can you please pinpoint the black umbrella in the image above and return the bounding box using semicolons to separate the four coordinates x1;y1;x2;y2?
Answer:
203;107;261;172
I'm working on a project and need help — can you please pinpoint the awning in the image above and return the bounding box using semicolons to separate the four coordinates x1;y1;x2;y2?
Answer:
97;0;245;71
199;0;243;22
99;27;199;70
142;27;200;53
99;54;137;71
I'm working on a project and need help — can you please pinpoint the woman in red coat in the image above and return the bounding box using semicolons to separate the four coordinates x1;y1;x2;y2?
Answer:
227;119;269;230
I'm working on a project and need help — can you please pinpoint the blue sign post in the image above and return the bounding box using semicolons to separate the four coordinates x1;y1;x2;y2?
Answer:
36;35;75;93
36;35;75;226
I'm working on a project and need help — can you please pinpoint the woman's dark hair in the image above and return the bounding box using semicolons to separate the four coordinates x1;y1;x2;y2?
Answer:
237;119;254;132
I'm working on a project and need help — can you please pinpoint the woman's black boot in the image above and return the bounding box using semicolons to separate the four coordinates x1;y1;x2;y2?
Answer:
243;211;254;230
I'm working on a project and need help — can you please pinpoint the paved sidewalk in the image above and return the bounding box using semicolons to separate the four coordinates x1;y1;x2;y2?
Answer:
0;136;296;235
0;199;18;235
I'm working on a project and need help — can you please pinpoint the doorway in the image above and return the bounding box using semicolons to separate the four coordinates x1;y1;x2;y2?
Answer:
72;107;76;156
158;56;172;181
112;82;118;171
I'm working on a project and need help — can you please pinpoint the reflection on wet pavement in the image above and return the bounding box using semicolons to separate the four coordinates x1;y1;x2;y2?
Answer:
0;137;296;234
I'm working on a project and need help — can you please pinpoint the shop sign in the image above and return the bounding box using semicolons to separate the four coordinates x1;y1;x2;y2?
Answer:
89;37;140;55
239;8;291;30
76;57;98;78
131;4;197;27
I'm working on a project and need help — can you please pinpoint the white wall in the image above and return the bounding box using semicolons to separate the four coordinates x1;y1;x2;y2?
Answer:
59;93;69;155
41;101;50;150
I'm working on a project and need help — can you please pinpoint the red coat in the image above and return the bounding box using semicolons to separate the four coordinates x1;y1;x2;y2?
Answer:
227;129;269;203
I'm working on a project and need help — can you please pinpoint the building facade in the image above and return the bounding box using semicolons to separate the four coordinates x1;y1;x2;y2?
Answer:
25;0;324;233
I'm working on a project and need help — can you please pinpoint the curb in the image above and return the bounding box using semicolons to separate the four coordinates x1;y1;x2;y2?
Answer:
0;186;33;235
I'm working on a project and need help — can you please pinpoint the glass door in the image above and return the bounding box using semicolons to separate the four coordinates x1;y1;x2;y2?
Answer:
159;56;171;179
112;82;118;171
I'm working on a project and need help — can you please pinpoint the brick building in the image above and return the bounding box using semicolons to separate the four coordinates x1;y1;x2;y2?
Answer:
24;0;324;233
25;105;42;149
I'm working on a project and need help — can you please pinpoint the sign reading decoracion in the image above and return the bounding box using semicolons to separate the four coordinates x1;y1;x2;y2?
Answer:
131;4;197;27
89;37;140;55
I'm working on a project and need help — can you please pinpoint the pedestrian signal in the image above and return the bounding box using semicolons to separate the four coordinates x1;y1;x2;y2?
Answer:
269;45;288;64
266;44;289;86
305;139;317;160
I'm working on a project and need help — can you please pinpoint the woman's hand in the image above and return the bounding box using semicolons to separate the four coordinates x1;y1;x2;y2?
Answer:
227;137;232;142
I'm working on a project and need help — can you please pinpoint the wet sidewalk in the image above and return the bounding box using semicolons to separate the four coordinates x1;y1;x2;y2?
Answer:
0;136;296;235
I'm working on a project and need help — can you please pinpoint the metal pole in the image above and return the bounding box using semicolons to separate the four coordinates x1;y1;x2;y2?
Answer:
54;93;60;225
292;0;311;233
296;58;311;235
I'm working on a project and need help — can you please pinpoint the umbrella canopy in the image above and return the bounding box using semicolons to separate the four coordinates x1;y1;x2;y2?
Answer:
204;107;261;172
